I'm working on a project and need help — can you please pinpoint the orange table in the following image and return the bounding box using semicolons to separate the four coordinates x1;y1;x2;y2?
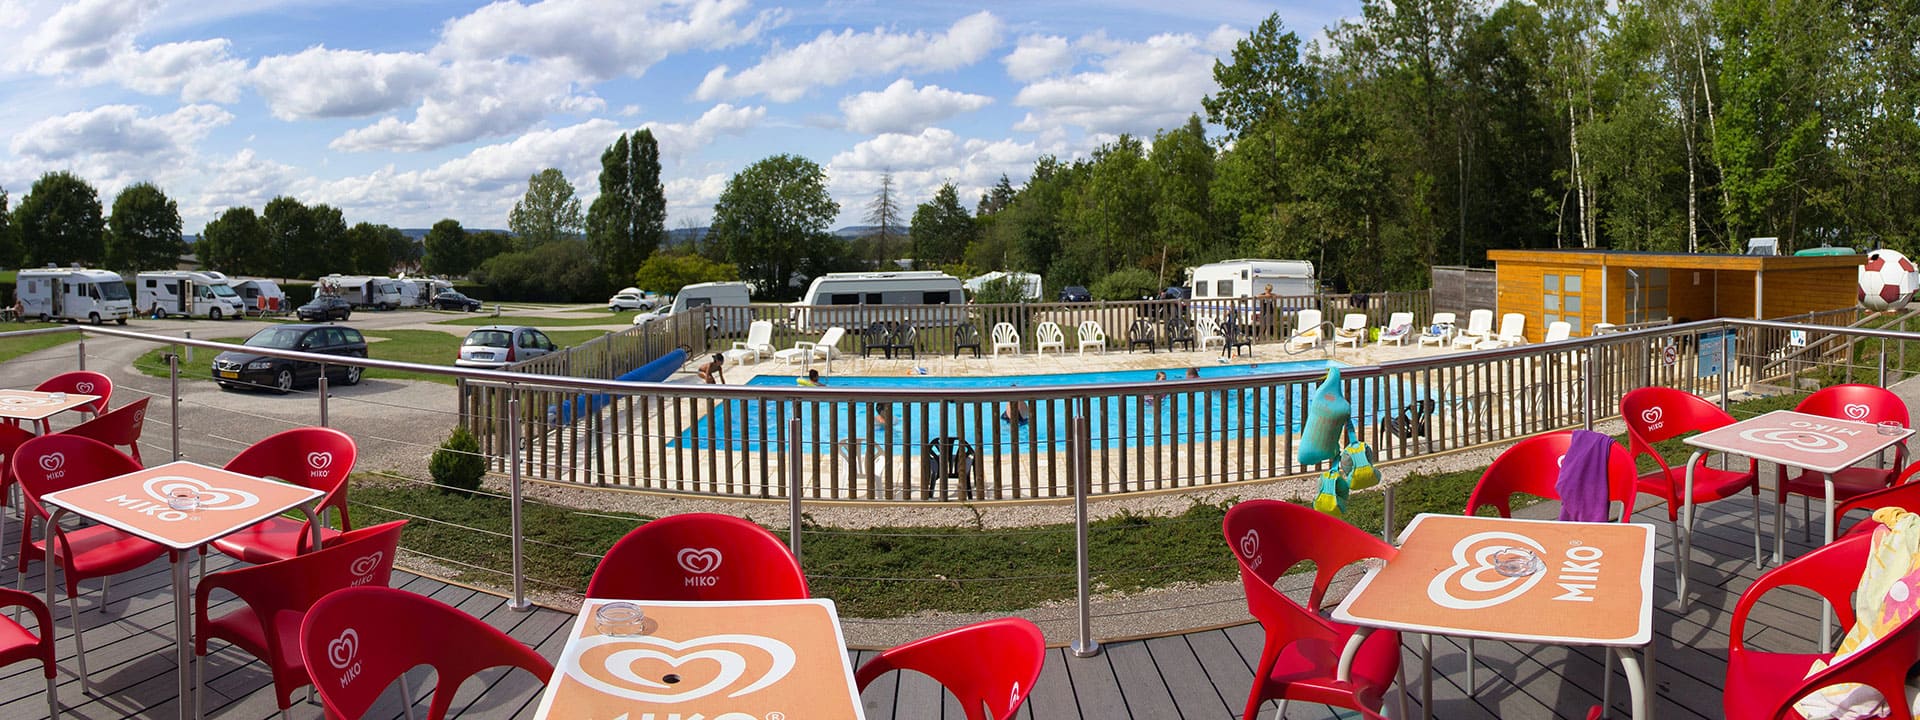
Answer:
41;461;325;720
536;598;865;720
0;389;99;423
1331;514;1656;719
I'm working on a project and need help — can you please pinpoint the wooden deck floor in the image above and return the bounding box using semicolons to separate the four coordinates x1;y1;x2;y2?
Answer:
0;496;1821;719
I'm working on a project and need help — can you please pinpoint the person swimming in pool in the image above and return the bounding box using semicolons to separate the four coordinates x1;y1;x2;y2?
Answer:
873;402;893;432
1002;383;1031;425
1147;371;1167;405
1185;367;1200;379
797;368;825;386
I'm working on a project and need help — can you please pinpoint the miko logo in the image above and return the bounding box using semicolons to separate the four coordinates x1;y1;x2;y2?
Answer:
308;452;334;478
1844;403;1872;421
141;476;262;512
328;628;364;687
679;548;722;587
1238;529;1259;561
1639;406;1664;432
38;452;65;480
1428;531;1548;610
349;552;383;586
1737;427;1848;455
1010;681;1022;709
74;382;94;394
561;632;796;705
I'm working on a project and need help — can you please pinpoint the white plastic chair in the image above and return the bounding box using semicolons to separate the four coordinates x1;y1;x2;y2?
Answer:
1542;321;1572;343
774;326;845;366
1477;312;1527;349
1286;308;1324;351
1195;316;1227;351
1076;320;1106;355
1333;313;1367;348
1451;309;1494;349
1377;312;1414;346
991;322;1021;357
1418;312;1457;347
1034;321;1066;355
722;320;774;365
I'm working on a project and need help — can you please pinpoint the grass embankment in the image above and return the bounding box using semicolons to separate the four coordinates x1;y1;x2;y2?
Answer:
131;328;618;387
435;311;638;327
0;322;81;363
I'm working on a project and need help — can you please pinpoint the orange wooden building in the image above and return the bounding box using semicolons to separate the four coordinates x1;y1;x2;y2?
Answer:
1484;249;1861;343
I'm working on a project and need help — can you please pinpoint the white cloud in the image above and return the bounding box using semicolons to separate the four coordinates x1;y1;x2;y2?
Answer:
6;0;246;103
6;103;233;194
251;47;439;120
1012;28;1234;136
436;0;778;79
329;58;603;152
839;79;991;134
111;40;247;103
641;103;765;163
696;11;1002;102
826;129;1053;218
13;0;155;75
829;128;964;171
1003;34;1072;81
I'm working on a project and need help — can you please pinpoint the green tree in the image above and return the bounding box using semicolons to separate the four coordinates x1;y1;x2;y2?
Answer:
0;187;14;268
345;222;403;275
423;218;471;276
469;230;512;266
308;204;349;276
388;230;422;273
1090;267;1159;301
473;240;607;301
1713;0;1847;249
1056;136;1153;284
1149;116;1216;281
909;182;974;267
1202;14;1315;140
105;182;184;272
262;196;315;278
587;130;667;286
864;172;904;266
198;207;269;276
509;168;584;250
709;154;842;298
14;171;105;267
632;252;739;295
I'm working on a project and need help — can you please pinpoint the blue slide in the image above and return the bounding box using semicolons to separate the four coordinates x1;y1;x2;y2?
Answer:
550;348;687;424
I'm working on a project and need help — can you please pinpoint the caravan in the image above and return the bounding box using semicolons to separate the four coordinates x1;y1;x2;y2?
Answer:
1187;259;1317;299
789;271;966;331
394;277;452;309
15;267;134;324
136;270;245;319
231;278;287;315
322;275;405;310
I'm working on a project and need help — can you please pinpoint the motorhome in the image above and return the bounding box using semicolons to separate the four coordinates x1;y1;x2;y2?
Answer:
789;271;966;331
394;277;453;309
231;278;287;315
1187;259;1317;299
136;270;245;319
630;281;752;334
15;267;134;324
322;274;405;310
964;271;1043;301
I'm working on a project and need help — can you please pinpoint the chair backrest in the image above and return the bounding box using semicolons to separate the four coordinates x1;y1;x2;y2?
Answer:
1496;312;1525;338
33;371;112;415
198;521;406;662
1340;313;1367;331
1465;431;1638;519
9;435;142;517
1619;387;1737;478
1129;317;1154;336
1798;384;1910;427
1078;320;1104;341
1224;499;1395;613
1465;309;1494;335
0;423;38;483
1195;316;1221;337
1295;309;1322;335
854;618;1045;720
225;427;357;537
301;586;554;720
586;513;809;601
1035;321;1062;343
955;323;981;346
1430;311;1456;327
1385;312;1413;334
1543;321;1572;342
745;320;773;348
59;397;150;461
817;326;845;349
992;322;1018;345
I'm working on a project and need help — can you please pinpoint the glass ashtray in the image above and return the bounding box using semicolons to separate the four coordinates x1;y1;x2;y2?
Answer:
1489;547;1543;578
594;602;645;636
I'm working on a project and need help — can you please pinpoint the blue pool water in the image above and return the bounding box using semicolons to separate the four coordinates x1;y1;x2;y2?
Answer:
672;360;1426;453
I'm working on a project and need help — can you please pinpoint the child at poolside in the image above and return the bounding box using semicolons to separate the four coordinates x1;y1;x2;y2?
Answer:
697;353;726;384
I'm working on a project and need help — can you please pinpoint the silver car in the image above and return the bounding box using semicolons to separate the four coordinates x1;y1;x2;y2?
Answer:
456;326;559;368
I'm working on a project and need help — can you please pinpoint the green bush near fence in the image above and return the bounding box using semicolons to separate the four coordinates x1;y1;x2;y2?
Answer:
430;427;486;494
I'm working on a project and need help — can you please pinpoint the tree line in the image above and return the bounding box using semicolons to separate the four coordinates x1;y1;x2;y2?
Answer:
0;172;191;275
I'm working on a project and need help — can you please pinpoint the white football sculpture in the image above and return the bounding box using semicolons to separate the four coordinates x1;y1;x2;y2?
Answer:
1859;249;1918;312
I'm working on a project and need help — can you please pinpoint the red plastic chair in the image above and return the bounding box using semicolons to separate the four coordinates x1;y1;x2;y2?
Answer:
58;396;149;466
1832;462;1920;537
300;586;554;720
1466;430;1640;520
586;513;809;601
1723;530;1920;719
0;588;58;719
195;520;406;715
31;370;112;431
1223;499;1403;720
0;424;35;539
854;617;1045;720
210;427;357;565
8;434;168;691
1620;387;1762;605
1778;384;1912;541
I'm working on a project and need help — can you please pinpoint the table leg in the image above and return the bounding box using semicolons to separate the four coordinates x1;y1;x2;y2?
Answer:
1335;626;1371;683
1822;472;1835;654
300;502;325;551
1421;634;1433;720
1677;451;1703;607
173;550;192;720
1616;646;1649;720
1772;465;1785;565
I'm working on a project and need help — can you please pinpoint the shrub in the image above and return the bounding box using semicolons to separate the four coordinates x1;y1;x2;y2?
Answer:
1091;267;1159;301
472;240;610;302
430;426;486;494
973;275;1030;304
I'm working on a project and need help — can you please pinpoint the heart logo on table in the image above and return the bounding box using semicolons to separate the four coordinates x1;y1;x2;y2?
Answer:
308;452;333;470
1238;530;1259;559
563;632;796;704
1428;530;1548;610
142;476;262;511
1639;407;1663;426
677;548;723;575
326;628;359;669
350;552;383;577
1737;428;1847;455
74;382;94;394
38;453;64;473
1844;403;1872;420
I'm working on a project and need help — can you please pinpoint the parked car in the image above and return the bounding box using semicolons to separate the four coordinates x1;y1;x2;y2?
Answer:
213;324;368;394
608;288;661;311
430;290;483;311
296;295;353;321
1058;285;1092;303
456;326;559;368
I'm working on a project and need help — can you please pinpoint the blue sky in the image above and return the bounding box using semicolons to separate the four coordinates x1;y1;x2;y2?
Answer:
0;0;1360;234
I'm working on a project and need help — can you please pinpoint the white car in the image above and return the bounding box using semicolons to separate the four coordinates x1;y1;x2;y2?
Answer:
608;289;661;311
456;326;560;368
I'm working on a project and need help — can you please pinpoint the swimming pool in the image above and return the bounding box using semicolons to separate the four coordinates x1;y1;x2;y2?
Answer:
671;360;1426;453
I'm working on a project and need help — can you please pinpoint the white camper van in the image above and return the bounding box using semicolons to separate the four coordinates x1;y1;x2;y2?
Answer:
964;271;1043;301
15;267;134;324
231;278;287;315
789;271;966;331
1188;259;1317;299
630;281;752;334
322;275;405;310
136;270;245;319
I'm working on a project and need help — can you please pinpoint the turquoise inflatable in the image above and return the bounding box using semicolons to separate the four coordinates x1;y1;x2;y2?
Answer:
1296;367;1350;466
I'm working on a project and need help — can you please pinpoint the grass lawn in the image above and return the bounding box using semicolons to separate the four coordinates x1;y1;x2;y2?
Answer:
0;322;81;363
132;328;618;386
434;311;638;327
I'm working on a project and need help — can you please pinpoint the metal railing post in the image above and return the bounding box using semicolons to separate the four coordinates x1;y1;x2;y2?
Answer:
507;388;530;611
1879;341;1887;386
1719;326;1731;411
1071;403;1100;658
184;330;192;362
1582;344;1595;431
168;353;182;461
787;415;803;561
317;369;329;427
76;341;85;371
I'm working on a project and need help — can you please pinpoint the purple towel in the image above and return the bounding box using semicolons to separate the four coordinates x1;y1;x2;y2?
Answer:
1556;430;1615;522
